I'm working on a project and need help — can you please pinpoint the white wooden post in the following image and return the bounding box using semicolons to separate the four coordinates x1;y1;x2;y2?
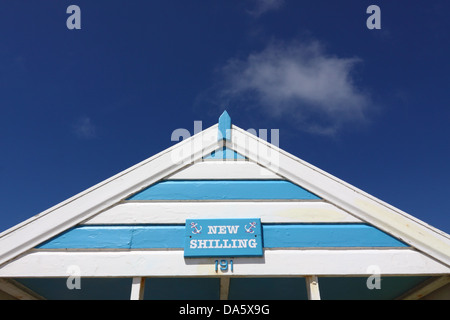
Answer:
130;277;146;300
305;276;321;300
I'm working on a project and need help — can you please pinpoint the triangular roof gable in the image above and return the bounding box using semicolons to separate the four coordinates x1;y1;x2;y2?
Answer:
1;114;450;268
228;125;450;266
0;123;221;266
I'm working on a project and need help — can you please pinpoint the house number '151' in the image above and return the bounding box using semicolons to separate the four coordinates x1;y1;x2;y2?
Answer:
215;259;233;273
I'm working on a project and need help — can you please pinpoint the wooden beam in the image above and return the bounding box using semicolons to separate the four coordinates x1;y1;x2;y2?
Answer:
130;277;146;300
2;249;448;277
0;278;45;300
305;276;321;300
397;276;450;300
220;277;230;300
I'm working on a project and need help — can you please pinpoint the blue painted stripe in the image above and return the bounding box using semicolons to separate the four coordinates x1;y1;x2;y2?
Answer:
203;147;246;160
127;180;320;200
36;225;185;249
36;224;407;249
262;224;407;248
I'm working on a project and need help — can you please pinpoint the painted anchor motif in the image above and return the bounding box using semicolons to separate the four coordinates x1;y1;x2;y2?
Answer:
245;222;257;233
190;222;202;234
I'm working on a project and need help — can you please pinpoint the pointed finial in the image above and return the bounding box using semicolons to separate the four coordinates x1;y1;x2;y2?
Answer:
218;110;231;141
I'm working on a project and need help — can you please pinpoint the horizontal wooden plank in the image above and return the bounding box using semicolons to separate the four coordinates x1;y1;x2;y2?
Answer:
85;201;363;224
2;249;448;277
166;161;282;180
263;224;407;248
36;226;184;249
36;224;407;249
127;180;321;200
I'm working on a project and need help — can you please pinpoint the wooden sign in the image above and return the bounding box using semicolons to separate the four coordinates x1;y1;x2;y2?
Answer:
184;218;263;257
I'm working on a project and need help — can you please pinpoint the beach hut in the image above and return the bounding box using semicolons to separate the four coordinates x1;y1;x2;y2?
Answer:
0;112;449;300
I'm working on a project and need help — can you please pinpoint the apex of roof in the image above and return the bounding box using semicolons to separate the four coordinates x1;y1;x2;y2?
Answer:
218;110;231;141
0;113;449;268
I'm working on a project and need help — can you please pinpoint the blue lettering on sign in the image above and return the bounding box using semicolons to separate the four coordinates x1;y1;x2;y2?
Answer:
184;218;263;257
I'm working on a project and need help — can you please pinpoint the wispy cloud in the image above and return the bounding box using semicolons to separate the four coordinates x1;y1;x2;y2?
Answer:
247;0;284;16
212;40;371;135
73;116;97;139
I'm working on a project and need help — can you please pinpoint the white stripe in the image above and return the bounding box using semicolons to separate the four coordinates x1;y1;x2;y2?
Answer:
1;249;448;277
84;201;362;224
166;161;282;180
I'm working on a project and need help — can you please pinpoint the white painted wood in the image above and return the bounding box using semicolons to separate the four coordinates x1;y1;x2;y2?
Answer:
421;282;450;300
398;276;450;300
84;201;362;224
130;277;145;300
0;278;45;300
166;161;282;180
2;249;448;277
229;126;450;267
220;277;230;300
305;276;321;300
0;125;220;266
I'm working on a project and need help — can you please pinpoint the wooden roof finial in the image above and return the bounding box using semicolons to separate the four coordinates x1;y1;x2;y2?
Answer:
218;110;231;141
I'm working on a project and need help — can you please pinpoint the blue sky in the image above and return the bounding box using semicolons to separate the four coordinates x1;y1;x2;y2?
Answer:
0;1;449;234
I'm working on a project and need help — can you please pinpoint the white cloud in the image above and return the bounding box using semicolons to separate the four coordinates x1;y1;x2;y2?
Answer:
215;40;371;135
73;116;97;139
247;0;284;16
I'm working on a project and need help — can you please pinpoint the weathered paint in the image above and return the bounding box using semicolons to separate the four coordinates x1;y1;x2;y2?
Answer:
203;147;246;160
263;224;407;248
36;225;184;249
166;161;281;180
3;250;447;278
36;224;407;249
83;201;363;225
127;180;321;200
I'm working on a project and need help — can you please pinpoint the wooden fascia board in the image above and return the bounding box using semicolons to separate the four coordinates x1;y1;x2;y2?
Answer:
0;124;220;267
229;126;450;267
1;249;448;277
